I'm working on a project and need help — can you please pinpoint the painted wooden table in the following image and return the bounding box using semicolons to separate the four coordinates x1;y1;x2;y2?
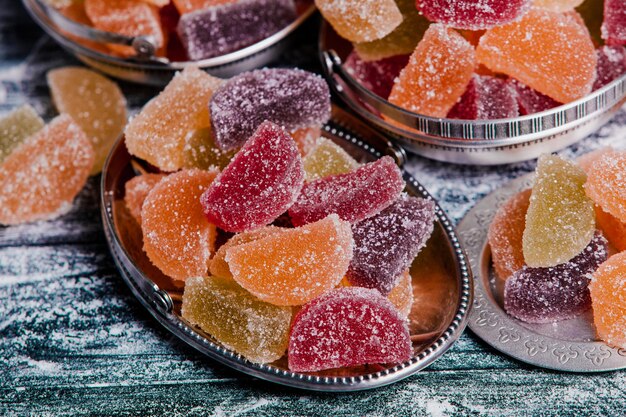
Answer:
1;3;625;416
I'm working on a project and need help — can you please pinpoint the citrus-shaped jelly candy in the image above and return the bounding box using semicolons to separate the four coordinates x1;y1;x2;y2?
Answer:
0;115;94;225
523;154;595;268
477;9;596;104
288;287;412;372
173;0;237;14
594;46;626;90
124;173;166;224
344;51;409;99
595;206;626;252
289;156;404;226
201;121;304;232
507;78;561;115
505;232;608;323
58;1;112;55
142;169;219;281
603;0;626;45
125;67;223;172
315;0;402;43
347;195;436;295
590;251;626;349
534;0;584;12
584;151;626;223
303;138;359;182
387;269;413;318
448;75;519;120
417;0;530;30
210;68;331;152
48;67;127;175
226;214;353;306
181;128;236;171
0;105;44;165
290;126;321;157
488;189;531;281
389;24;476;118
182;275;292;363
577;147;617;174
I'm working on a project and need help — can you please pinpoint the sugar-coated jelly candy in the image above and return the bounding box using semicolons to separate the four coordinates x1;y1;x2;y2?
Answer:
387;270;413;318
590;251;626;349
353;0;430;61
124;174;166;224
585;151;626;223
302;138;359;181
448;75;519;120
178;0;296;61
289;156;404;226
577;147;617;174
291;126;321;157
182;275;292;363
0;115;94;225
523;154;595;268
288;287;412;372
594;46;626;90
416;0;530;30
210;68;331;152
125;67;223;172
201;121;304;232
344;51;409;99
181;128;236;170
315;0;402;43
477;9;597;103
488;189;531;281
507;78;561;115
84;0;165;57
389;24;476;118
603;0;626;45
0;105;44;165
346;195;436;295
505;232;608;323
226;214;353;306
173;0;237;14
595;206;626;252
47;67;127;175
142;169;219;281
534;0;584;12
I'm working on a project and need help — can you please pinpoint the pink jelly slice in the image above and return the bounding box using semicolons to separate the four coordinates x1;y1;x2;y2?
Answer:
507;78;562;115
288;287;412;372
448;75;519;120
344;51;409;99
416;0;531;30
504;232;608;323
201;121;304;232
602;0;626;45
594;46;626;90
288;156;404;226
347;195;436;295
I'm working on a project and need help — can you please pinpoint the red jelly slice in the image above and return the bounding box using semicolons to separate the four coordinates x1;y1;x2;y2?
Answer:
288;287;412;372
201;121;304;232
507;78;561;115
344;51;409;99
594;46;626;90
602;0;626;45
416;0;531;30
288;156;404;226
448;75;519;120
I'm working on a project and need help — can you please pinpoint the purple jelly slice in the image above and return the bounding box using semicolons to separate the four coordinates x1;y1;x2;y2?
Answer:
344;51;410;99
507;78;562;115
201;121;304;232
210;68;331;151
602;0;626;46
177;0;296;60
594;46;626;90
288;287;412;372
346;195;436;295
504;232;608;324
288;156;405;226
416;0;531;30
448;75;519;120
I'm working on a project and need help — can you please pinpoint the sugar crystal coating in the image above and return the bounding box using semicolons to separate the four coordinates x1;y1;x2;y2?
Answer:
416;0;531;30
507;78;561;115
47;67;127;174
593;46;626;90
533;0;584;12
387;269;413;318
344;51;409;99
302;137;359;181
181;128;237;171
584;150;626;223
182;275;292;363
315;0;402;43
448;75;519;120
58;2;112;55
210;68;331;151
523;154;596;268
289;156;405;226
505;232;608;323
389;24;476;118
0;115;94;225
288;287;412;372
602;0;626;45
125;67;223;172
142;169;219;281
477;8;597;103
173;0;237;14
595;206;626;252
346;195;436;295
226;214;354;306
577;147;617;174
488;189;531;281
124;173;166;224
0;105;44;165
177;0;296;61
290;126;322;157
201;121;304;232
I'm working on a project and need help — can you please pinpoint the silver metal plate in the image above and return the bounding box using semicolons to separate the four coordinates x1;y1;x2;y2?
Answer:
458;174;626;372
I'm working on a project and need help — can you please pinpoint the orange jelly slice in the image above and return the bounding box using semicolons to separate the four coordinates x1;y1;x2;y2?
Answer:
585;151;626;224
124;173;166;224
387;269;413;318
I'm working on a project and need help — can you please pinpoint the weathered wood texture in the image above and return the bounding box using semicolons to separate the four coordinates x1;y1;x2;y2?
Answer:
1;2;625;416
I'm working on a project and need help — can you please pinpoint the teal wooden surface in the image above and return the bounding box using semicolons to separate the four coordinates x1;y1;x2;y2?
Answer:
1;2;625;416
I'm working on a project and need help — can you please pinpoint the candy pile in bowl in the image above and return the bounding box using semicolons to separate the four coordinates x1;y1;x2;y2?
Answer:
121;67;437;371
318;0;626;119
